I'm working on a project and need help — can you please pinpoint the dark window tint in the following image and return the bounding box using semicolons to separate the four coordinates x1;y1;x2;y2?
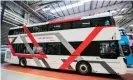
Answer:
100;41;119;59
39;25;47;31
82;19;90;28
91;17;112;27
28;26;45;33
69;42;81;49
81;41;99;56
72;20;82;29
38;43;47;54
9;28;24;35
54;24;62;30
9;30;15;35
17;28;24;34
72;19;90;29
47;43;61;55
47;24;54;31
62;22;72;29
13;44;29;54
80;41;119;59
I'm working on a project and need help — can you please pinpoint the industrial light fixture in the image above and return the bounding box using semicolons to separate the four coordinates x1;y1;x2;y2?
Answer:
50;0;91;13
42;8;51;12
121;8;127;12
113;15;123;19
130;24;133;27
110;10;117;14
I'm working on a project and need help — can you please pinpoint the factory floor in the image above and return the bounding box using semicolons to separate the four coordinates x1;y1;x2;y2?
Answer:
1;63;133;80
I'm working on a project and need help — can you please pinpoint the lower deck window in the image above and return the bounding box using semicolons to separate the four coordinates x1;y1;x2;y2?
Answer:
12;41;120;58
100;42;119;58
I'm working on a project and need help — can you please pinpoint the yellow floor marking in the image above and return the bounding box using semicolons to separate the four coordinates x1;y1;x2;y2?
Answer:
127;72;133;74
2;69;62;80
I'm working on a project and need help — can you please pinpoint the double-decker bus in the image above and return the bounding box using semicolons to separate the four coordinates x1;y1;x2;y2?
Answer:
5;14;126;75
119;28;133;66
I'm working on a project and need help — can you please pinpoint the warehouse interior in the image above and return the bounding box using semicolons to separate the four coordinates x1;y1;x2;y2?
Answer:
1;0;133;80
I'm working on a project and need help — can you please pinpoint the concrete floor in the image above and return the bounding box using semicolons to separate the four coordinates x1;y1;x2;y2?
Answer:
1;69;55;80
1;63;133;80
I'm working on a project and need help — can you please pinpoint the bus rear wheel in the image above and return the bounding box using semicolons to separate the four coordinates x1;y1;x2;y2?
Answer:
19;58;27;67
76;61;92;75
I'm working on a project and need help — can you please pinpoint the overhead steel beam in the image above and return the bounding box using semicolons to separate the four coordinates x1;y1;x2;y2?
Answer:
122;18;133;28
31;0;62;11
4;9;26;25
1;1;6;25
55;2;132;20
14;1;47;21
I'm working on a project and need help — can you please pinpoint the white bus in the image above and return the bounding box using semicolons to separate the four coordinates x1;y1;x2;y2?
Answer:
5;14;126;75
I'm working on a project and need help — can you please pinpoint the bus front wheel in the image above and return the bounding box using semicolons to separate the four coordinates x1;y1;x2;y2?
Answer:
76;61;92;75
19;58;27;67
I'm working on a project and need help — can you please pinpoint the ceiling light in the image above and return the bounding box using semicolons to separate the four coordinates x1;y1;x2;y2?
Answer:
42;8;50;12
130;24;133;27
121;8;127;12
110;10;117;14
113;15;123;19
50;0;91;13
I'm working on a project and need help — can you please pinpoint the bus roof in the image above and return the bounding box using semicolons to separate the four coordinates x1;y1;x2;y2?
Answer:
10;13;112;30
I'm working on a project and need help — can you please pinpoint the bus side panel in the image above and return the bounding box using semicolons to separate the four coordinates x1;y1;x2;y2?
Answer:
4;51;19;64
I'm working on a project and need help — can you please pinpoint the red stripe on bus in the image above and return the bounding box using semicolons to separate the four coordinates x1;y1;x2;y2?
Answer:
7;40;46;58
7;40;16;56
48;17;81;24
59;27;104;69
23;25;47;58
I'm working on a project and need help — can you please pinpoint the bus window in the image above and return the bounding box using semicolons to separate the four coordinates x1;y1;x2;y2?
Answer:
91;17;111;27
14;29;19;34
81;41;99;56
31;26;43;33
39;43;47;53
72;20;82;29
47;24;54;31
82;19;90;28
104;19;110;25
62;22;71;30
9;29;14;35
100;41;119;59
46;43;61;55
54;24;62;30
19;28;24;34
39;25;47;31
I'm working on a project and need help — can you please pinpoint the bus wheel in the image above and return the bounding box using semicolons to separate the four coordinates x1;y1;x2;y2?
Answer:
19;58;27;67
76;61;92;75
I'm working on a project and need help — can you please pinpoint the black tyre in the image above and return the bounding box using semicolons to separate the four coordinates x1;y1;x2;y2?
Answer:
19;58;27;67
76;61;92;75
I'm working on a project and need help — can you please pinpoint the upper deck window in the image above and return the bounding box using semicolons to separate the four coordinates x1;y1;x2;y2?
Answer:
62;22;72;29
9;28;24;35
91;17;114;27
72;20;90;29
8;16;115;35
